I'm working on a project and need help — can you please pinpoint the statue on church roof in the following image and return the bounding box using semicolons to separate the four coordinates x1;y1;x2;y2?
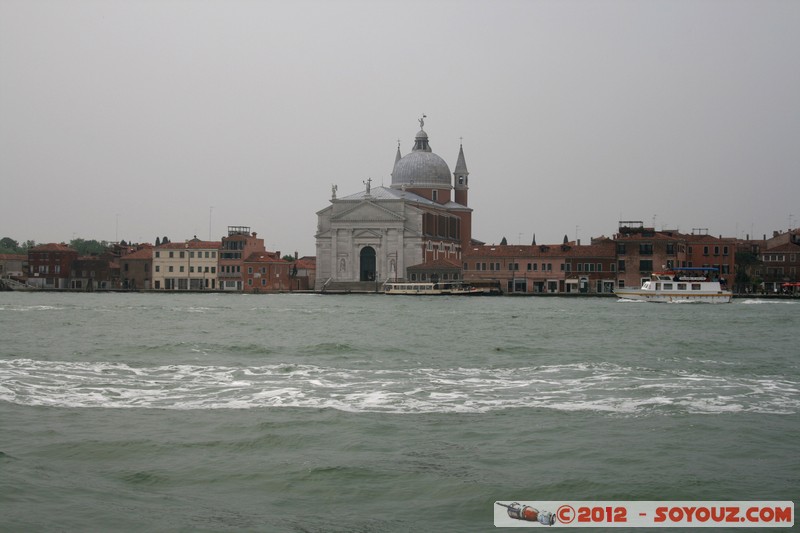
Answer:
418;114;426;130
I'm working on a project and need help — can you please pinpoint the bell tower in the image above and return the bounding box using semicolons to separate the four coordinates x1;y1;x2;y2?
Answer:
454;142;469;207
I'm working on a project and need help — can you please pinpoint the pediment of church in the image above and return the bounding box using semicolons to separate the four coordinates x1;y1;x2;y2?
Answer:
352;228;384;240
331;200;405;223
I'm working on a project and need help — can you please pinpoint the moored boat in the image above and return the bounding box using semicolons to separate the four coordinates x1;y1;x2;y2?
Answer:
383;281;498;295
615;268;732;303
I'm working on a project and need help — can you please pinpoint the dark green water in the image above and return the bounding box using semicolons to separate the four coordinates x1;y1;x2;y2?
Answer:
1;293;798;531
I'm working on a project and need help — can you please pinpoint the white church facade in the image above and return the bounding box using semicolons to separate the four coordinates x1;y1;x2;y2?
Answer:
315;118;472;291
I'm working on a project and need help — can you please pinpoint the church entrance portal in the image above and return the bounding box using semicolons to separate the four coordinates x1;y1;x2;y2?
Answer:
360;246;376;281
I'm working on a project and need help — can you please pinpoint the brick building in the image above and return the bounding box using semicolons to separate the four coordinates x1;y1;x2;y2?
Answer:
27;243;78;289
71;256;114;290
120;245;154;289
242;253;290;293
0;254;27;280
758;229;800;293
219;227;273;291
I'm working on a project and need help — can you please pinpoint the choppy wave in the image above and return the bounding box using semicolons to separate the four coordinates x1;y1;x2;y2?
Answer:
739;299;799;305
1;359;797;415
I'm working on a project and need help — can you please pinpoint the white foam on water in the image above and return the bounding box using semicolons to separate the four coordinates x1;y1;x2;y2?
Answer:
739;299;798;305
1;358;797;415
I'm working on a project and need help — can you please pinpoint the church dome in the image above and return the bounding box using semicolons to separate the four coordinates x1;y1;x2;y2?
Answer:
391;123;452;188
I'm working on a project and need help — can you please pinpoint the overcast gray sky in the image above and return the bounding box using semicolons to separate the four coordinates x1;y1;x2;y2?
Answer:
2;0;798;255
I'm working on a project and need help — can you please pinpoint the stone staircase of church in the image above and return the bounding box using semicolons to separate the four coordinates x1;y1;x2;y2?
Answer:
320;280;384;294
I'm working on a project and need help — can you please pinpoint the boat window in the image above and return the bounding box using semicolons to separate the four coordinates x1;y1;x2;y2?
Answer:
663;283;673;290
678;283;687;290
655;283;661;290
692;284;701;290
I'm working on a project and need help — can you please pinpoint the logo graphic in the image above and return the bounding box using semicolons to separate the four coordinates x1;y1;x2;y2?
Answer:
496;502;556;526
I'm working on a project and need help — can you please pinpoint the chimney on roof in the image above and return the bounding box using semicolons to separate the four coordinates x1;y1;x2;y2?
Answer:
252;232;257;237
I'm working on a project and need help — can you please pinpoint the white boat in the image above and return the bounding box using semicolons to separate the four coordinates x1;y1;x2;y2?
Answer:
615;268;732;303
383;281;497;295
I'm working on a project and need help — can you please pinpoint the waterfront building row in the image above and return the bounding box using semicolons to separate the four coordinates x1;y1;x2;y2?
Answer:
2;227;316;293
2;225;798;295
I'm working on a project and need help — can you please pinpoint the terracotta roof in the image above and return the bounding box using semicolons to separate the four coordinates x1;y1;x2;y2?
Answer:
765;242;800;252
0;254;26;260
30;243;77;252
614;232;681;242
464;242;615;259
157;241;221;250
407;257;462;270
121;247;154;260
244;252;288;263
683;233;730;243
294;258;316;269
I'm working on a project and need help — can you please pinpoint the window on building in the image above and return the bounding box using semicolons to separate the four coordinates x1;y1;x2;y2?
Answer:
617;243;626;255
169;252;174;258
179;266;185;273
155;265;160;272
618;260;626;272
639;243;653;255
703;246;709;256
155;251;160;258
640;260;653;272
211;267;216;273
168;266;174;272
180;251;185;259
